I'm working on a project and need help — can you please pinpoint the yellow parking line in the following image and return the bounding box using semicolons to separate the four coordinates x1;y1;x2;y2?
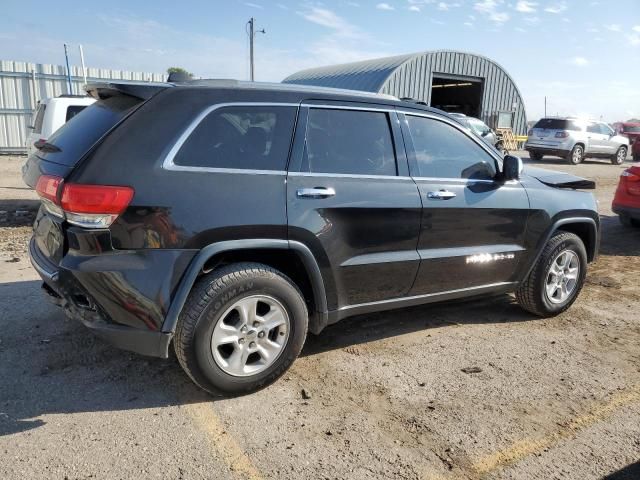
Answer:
472;385;640;476
184;402;264;480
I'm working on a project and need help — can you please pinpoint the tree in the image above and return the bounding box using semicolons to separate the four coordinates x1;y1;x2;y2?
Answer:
167;67;193;78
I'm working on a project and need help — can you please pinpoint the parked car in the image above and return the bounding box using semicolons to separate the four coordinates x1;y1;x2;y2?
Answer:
27;95;95;157
525;117;629;165
613;122;640;162
23;80;600;396
612;165;640;227
450;113;505;152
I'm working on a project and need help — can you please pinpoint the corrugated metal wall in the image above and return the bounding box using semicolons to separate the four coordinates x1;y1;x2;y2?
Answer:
283;50;527;136
0;60;166;153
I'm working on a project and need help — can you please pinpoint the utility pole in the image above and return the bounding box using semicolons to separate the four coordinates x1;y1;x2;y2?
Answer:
63;43;73;94
247;17;265;81
544;96;547;117
78;44;87;86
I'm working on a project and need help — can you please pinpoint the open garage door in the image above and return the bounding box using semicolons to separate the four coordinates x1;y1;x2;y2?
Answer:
430;75;483;117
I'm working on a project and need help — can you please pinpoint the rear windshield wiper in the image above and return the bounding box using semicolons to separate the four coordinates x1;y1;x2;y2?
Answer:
34;139;61;153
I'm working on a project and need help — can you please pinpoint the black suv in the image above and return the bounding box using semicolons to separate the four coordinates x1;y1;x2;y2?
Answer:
23;80;600;395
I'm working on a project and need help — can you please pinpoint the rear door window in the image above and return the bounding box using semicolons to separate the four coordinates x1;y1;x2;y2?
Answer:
173;105;297;171
406;115;497;180
65;105;88;122
304;108;397;176
37;95;143;166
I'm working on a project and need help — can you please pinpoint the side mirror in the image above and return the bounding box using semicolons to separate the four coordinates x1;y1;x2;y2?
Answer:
502;155;523;181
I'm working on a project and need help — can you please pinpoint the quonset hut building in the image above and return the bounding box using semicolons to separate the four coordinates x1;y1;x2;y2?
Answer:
283;50;527;136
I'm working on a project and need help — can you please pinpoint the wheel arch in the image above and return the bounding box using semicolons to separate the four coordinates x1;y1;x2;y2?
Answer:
521;216;599;281
161;239;329;336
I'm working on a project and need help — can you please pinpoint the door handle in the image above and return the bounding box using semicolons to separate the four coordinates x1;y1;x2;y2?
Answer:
427;190;456;200
296;187;336;199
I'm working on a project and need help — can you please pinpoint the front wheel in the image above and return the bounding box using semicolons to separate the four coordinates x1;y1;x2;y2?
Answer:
568;145;584;165
619;215;640;228
174;262;308;396
612;146;627;165
516;231;587;317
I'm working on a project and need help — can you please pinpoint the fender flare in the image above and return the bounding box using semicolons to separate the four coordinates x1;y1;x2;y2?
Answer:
521;216;599;281
161;239;328;335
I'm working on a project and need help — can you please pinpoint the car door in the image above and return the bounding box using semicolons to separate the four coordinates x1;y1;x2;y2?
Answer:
287;103;422;311
598;122;617;155
399;111;530;296
586;122;607;154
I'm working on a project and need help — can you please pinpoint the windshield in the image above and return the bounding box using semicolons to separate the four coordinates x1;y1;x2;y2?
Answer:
37;95;142;166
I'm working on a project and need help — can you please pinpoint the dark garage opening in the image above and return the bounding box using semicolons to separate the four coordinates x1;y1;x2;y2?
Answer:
430;75;483;117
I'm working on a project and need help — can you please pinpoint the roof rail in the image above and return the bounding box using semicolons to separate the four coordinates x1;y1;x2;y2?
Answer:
400;97;428;106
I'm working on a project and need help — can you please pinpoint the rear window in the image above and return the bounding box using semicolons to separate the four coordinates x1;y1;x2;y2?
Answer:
65;105;88;122
33;104;46;134
173;105;297;171
37;95;142;166
623;125;640;133
534;118;582;131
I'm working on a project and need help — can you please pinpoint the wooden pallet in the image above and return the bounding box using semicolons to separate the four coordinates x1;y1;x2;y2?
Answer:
496;128;518;151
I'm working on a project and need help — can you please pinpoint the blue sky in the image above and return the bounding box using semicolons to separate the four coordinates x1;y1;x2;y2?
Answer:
1;0;638;121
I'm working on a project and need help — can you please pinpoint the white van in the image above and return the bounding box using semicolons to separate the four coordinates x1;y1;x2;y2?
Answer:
27;95;96;156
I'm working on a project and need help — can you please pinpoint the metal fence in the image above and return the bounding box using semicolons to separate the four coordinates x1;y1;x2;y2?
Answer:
0;60;166;154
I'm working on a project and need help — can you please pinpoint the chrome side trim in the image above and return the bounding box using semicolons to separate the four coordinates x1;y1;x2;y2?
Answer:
338;281;514;312
162;102;299;174
287;171;413;180
418;244;525;260
301;103;394;113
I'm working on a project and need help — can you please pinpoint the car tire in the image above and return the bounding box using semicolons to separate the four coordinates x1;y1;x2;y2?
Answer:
568;145;584;165
529;151;543;161
619;215;640;228
174;262;308;396
612;146;627;165
515;231;587;317
633;153;640;163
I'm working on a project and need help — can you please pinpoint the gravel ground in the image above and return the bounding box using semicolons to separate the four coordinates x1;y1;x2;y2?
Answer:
0;153;639;480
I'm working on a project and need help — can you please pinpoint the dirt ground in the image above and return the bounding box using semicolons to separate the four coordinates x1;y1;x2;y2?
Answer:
0;153;638;480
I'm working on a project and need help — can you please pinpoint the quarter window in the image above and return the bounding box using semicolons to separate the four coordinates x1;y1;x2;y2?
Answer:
304;108;397;176
33;104;46;134
406;115;497;180
65;105;87;122
174;105;297;171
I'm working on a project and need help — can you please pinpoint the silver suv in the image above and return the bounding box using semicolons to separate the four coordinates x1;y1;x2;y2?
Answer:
525;117;629;165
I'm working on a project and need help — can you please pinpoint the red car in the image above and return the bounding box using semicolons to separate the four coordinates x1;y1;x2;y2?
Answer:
614;122;640;162
612;165;640;227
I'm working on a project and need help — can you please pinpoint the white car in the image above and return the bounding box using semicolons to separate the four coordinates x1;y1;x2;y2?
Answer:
27;95;96;156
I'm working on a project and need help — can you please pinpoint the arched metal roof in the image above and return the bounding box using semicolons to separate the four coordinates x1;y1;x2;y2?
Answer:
283;50;528;135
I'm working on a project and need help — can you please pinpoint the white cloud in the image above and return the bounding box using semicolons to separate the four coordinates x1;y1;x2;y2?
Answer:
571;56;590;67
299;7;362;38
628;33;640;47
244;2;263;9
474;0;510;23
376;3;395;10
515;1;538;13
633;25;640;33
544;2;567;13
408;5;421;11
438;2;449;10
604;24;621;32
464;21;474;26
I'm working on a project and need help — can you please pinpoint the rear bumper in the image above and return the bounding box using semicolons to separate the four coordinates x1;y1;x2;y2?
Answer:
28;238;188;358
612;204;640;221
525;145;571;157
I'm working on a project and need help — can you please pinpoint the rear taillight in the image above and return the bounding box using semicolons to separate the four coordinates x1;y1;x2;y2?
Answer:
35;175;134;228
621;169;640;181
555;131;569;138
622;168;640;196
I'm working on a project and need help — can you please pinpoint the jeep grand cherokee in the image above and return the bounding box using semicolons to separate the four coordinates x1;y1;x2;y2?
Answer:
23;80;600;395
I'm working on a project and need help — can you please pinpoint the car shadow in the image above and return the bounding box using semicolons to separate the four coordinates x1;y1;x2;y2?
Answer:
598;214;640;257
0;278;535;437
602;460;640;480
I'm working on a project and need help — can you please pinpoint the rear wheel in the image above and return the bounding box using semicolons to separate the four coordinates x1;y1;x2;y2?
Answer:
612;146;627;165
529;151;543;161
516;231;587;317
174;262;308;396
568;145;584;165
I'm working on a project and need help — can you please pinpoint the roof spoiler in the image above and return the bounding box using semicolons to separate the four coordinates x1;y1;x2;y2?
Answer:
85;81;172;100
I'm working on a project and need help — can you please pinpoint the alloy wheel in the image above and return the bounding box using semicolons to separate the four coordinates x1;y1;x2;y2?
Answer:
545;250;580;304
210;295;290;377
